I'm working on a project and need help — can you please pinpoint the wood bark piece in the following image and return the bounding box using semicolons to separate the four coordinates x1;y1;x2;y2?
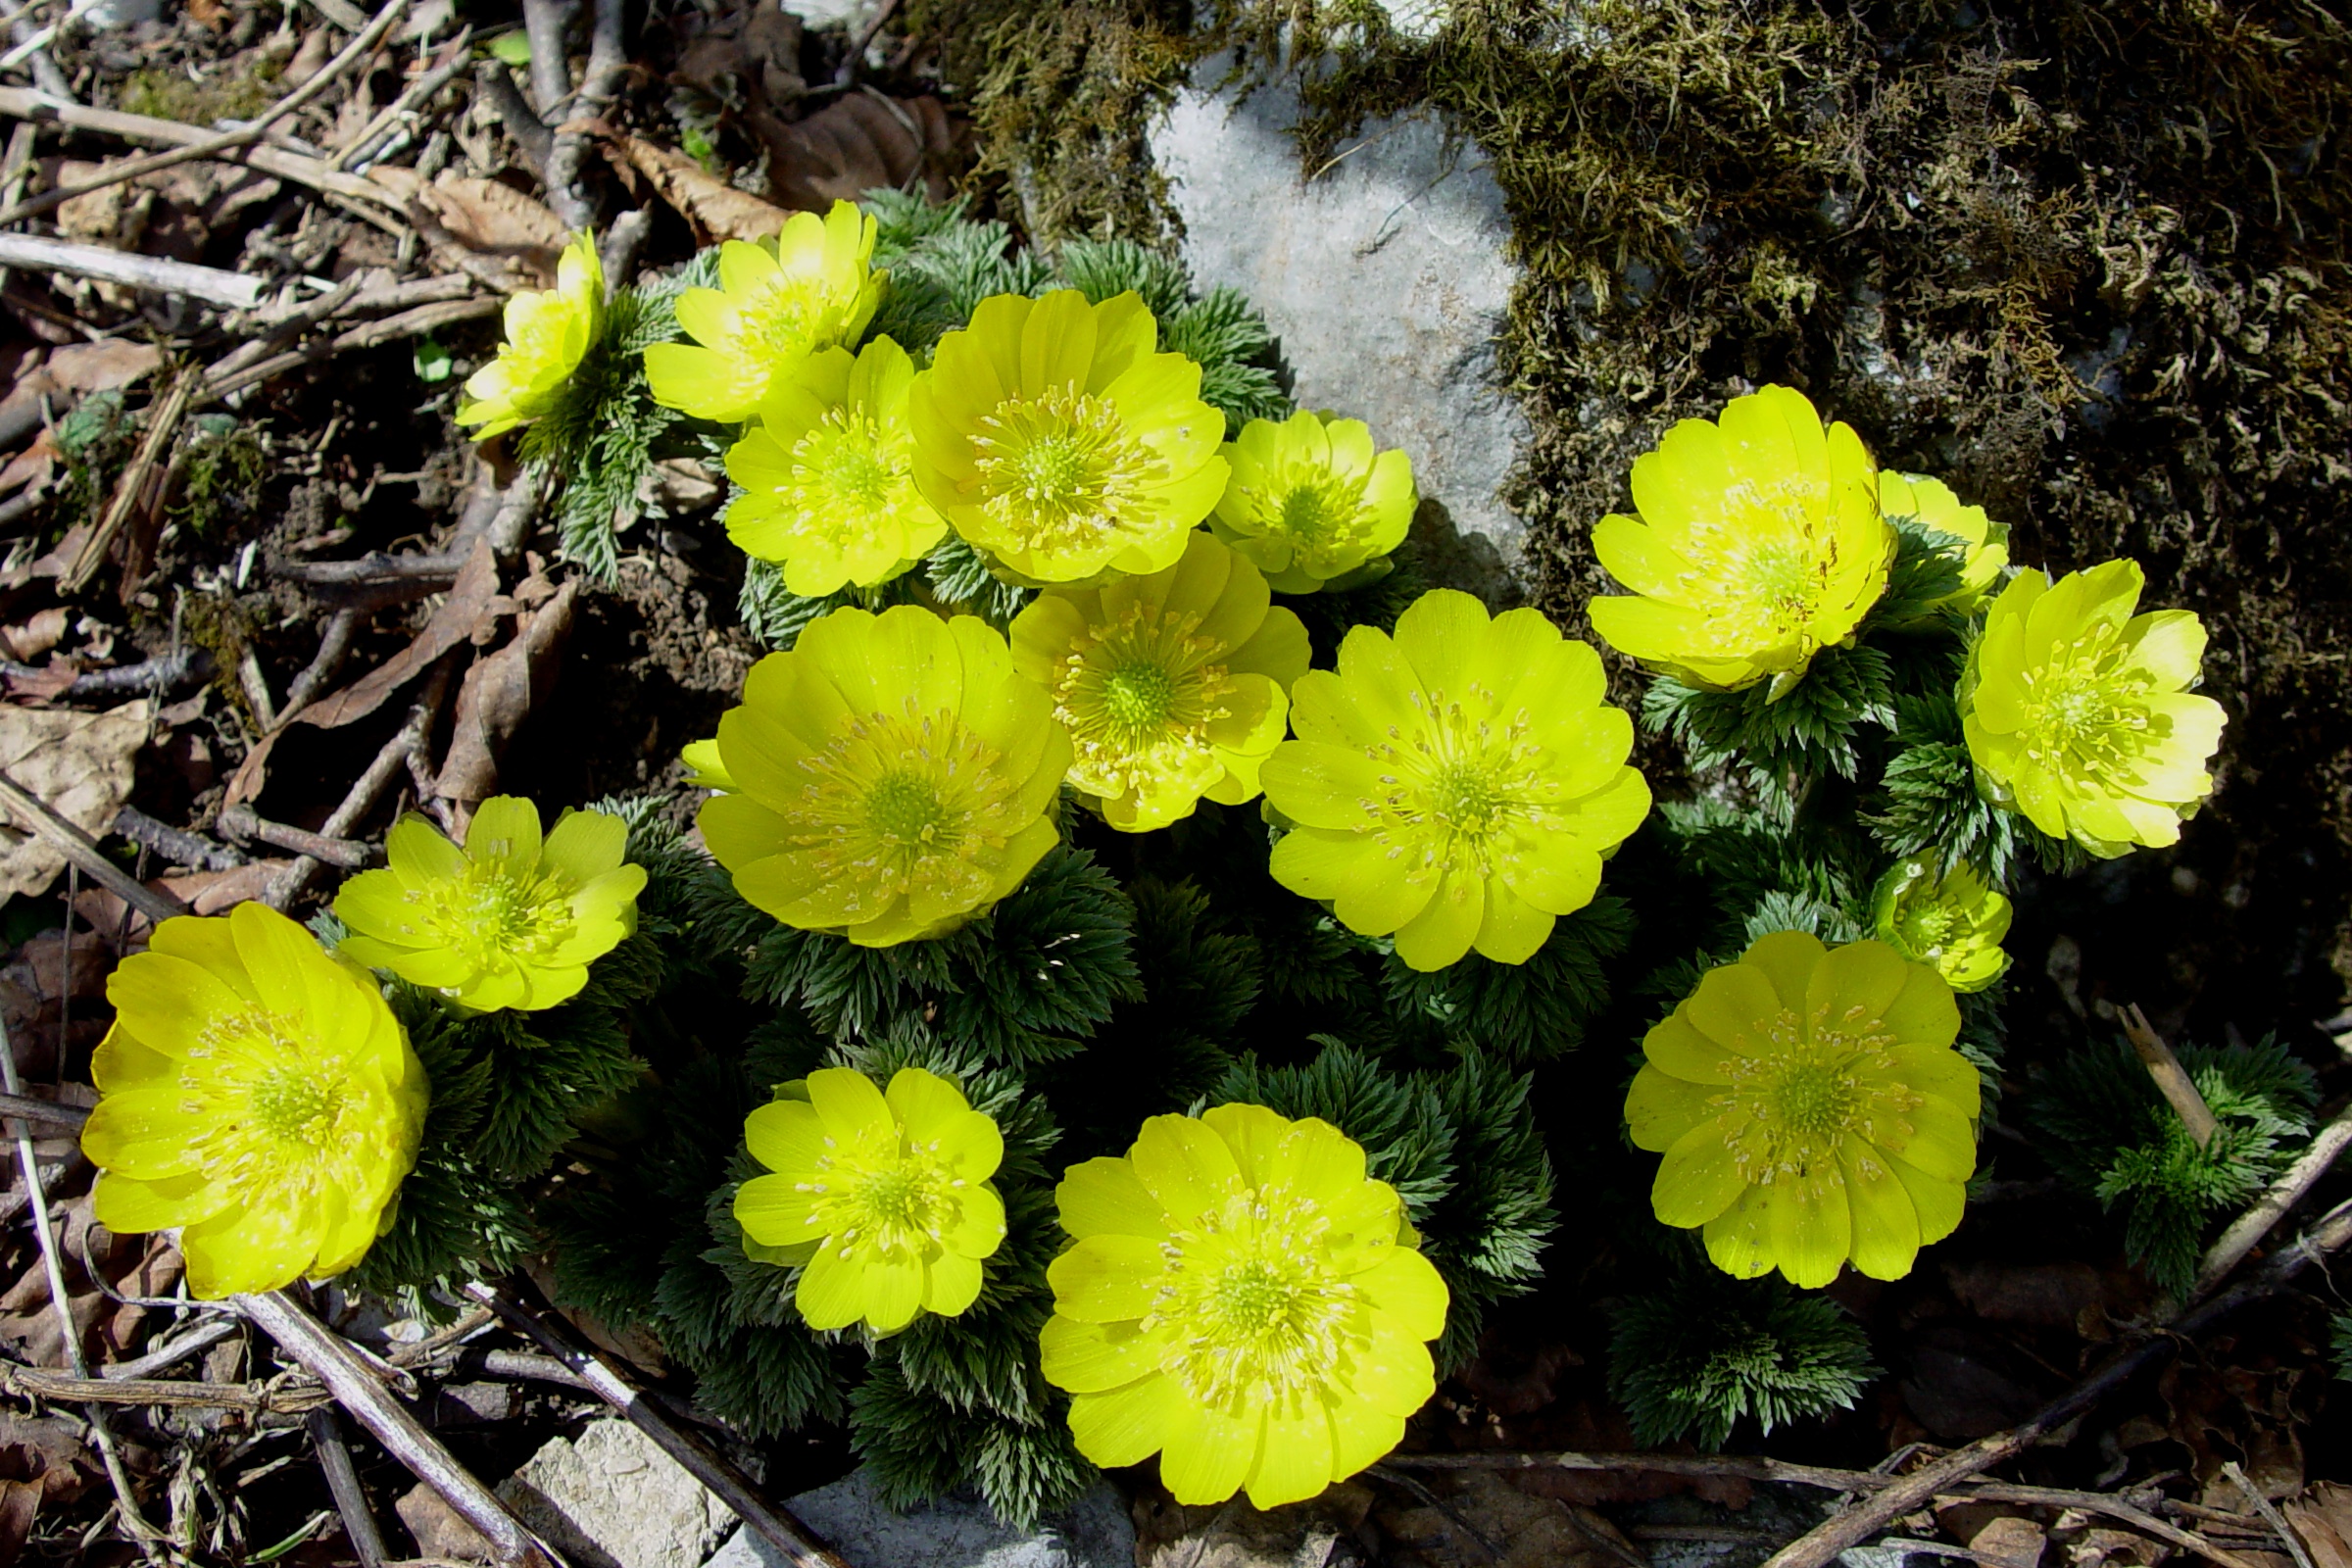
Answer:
0;232;263;308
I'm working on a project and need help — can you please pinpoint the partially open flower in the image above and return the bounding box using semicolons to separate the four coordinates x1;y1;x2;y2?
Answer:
734;1065;1006;1334
1589;385;1893;694
334;797;646;1013
80;904;427;1298
1870;857;2012;993
1626;932;1979;1288
1042;1104;1447;1509
907;289;1229;583
644;201;882;423
1878;471;2008;617
1260;589;1650;970
1209;410;1417;593
1960;560;2226;858
457;233;603;440
698;605;1070;947
723;336;947;596
1010;529;1309;830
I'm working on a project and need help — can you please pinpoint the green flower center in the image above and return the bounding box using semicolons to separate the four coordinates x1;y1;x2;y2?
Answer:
784;703;1027;904
1051;604;1237;804
1769;1059;1859;1137
970;386;1168;554
1429;760;1506;834
1710;1008;1928;1180
1352;682;1552;883
1148;1191;1361;1408
805;1134;958;1261
2017;621;2156;772
807;416;894;507
1894;901;1959;957
394;859;578;992
250;1065;343;1147
179;1007;370;1187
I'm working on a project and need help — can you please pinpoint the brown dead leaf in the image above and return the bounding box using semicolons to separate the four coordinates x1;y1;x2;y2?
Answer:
436;577;579;807
71;858;297;947
0;702;151;901
2288;1484;2352;1568
612;135;791;244
0;1407;100;1563
45;340;164;397
0;610;67;662
761;91;956;213
297;542;501;733
0;428;61;504
0;927;109;1081
405;172;568;293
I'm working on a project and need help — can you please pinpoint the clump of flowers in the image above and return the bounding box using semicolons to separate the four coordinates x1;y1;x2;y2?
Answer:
1041;1104;1447;1509
734;1065;1006;1333
334;796;646;1013
695;605;1070;947
723;336;947;596
1209;410;1416;593
1878;471;2008;616
1871;857;2012;993
906;289;1229;584
1259;589;1650;971
1625;931;1980;1288
80;904;428;1298
644;201;882;423
456;233;604;440
1960;560;2226;858
1010;530;1309;831
1588;384;1893;694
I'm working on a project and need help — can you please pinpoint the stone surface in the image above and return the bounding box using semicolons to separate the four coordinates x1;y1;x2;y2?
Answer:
1131;1481;1376;1568
499;1419;736;1568
395;1481;494;1563
1151;60;1529;600
702;1467;1135;1568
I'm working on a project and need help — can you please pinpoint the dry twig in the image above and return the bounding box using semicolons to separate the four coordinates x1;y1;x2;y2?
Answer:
2122;1004;2218;1148
2194;1096;2352;1295
0;769;187;924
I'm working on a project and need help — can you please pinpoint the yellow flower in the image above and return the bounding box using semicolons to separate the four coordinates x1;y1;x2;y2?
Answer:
698;604;1070;947
907;289;1229;584
1260;589;1651;971
334;797;647;1013
1010;530;1309;831
1589;384;1893;693
457;232;604;440
1878;471;2008;616
80;904;427;1298
723;336;948;595
644;200;882;423
1209;410;1417;593
1959;560;2226;858
1042;1104;1447;1509
734;1066;1006;1333
1870;857;2012;993
1626;932;1979;1288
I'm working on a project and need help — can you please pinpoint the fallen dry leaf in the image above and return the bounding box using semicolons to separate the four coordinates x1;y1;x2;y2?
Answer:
2287;1483;2352;1568
761;91;956;213
71;858;297;947
0;428;62;505
0;609;67;662
612;135;790;244
0;701;151;901
393;171;569;293
436;577;579;806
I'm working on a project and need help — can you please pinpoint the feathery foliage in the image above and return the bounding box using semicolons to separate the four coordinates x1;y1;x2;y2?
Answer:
1609;1270;1879;1448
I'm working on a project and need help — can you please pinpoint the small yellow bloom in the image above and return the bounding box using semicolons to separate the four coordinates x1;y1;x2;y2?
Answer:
1010;530;1309;831
698;604;1070;947
1870;857;2012;993
723;336;948;596
80;904;427;1298
1960;560;2226;858
907;289;1229;584
1878;471;2008;616
1043;1104;1448;1509
334;797;647;1013
1589;384;1893;693
1626;932;1979;1288
1209;410;1417;593
1261;589;1651;971
734;1066;1006;1334
457;233;604;440
644;200;882;423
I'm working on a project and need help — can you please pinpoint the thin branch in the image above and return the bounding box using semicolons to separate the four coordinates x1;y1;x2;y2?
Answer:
333;28;474;172
1;647;216;702
461;1280;855;1568
309;1405;390;1568
0;0;410;229
101;1315;241;1380
0;770;187;925
1;1360;331;1412
267;656;456;909
112;806;246;873
218;805;380;868
0;233;264;308
521;0;578;119
473;61;554;173
233;1290;563;1568
2195;1097;2352;1296
0;1092;88;1129
2225;1462;2314;1568
2122;1003;2218;1148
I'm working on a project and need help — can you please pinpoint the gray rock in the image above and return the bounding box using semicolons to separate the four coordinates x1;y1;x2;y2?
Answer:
777;0;874;29
702;1467;1135;1568
498;1419;736;1568
1151;60;1530;601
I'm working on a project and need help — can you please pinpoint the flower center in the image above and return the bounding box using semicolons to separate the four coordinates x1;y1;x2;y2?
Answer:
805;1134;957;1260
1769;1060;1858;1137
177;1007;370;1191
1707;1005;1927;1181
970;386;1167;553
2016;621;2155;774
250;1065;343;1146
806;415;894;506
783;703;1027;903
1149;1190;1363;1409
1895;902;1959;957
1051;604;1238;803
1350;682;1551;886
390;859;577;991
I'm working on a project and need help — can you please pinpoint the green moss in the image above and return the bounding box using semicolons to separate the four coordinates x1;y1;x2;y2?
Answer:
120;60;282;125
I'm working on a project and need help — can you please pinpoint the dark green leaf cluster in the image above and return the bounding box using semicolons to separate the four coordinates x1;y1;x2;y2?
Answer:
863;190;1056;353
1380;897;1634;1062
1054;237;1288;435
1608;1271;1879;1448
2030;1036;2316;1295
1643;645;1896;788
